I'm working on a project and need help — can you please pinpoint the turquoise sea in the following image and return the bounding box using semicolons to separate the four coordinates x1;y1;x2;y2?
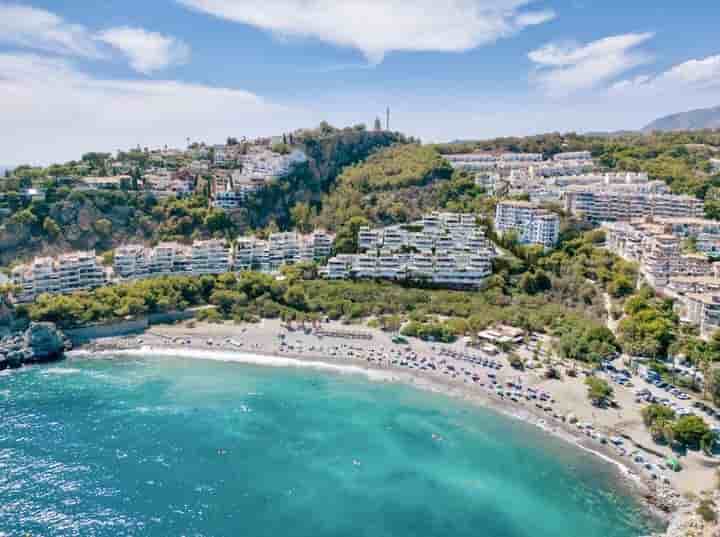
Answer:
0;355;661;537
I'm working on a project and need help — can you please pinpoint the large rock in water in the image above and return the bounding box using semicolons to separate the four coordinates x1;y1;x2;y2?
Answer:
24;322;65;362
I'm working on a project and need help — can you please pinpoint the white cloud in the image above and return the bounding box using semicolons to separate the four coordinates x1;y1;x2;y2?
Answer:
662;55;720;87
528;32;654;96
98;27;190;74
0;53;312;165
0;3;101;57
0;4;189;74
178;0;555;63
612;54;720;93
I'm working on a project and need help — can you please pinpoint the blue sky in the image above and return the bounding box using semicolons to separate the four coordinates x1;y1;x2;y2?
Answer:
1;0;719;165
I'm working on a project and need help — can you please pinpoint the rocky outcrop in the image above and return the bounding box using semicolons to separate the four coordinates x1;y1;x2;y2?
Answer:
0;322;68;370
25;322;66;361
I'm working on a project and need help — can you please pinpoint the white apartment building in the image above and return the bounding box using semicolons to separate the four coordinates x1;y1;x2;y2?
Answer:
192;239;232;275
212;189;246;210
324;255;354;279
445;153;498;172
114;245;150;279
327;250;492;288
358;213;488;255
565;191;704;223
234;231;334;273
531;160;596;178
474;172;501;194
12;251;106;303
494;201;560;248
323;212;495;288
553;151;592;161
500;153;543;162
680;293;720;337
114;240;230;281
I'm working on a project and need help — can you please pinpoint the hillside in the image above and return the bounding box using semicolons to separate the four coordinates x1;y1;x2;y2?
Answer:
0;127;403;265
243;127;404;231
644;105;720;132
316;144;460;229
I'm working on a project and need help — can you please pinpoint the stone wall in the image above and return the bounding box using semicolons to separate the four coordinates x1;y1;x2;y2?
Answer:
65;309;202;345
65;318;149;344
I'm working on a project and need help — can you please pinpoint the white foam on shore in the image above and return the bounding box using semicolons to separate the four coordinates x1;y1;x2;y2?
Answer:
78;346;394;382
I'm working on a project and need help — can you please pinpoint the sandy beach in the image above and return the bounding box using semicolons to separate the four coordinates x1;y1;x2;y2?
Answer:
74;318;720;534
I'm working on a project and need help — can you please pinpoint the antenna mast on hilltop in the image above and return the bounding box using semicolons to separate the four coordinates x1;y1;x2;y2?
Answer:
386;107;390;131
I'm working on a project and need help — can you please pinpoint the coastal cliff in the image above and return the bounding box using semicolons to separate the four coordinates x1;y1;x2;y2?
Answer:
0;322;67;369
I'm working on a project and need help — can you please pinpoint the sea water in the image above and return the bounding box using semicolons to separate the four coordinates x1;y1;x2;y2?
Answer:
0;355;662;537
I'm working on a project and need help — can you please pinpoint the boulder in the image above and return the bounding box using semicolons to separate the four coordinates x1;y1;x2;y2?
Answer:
23;322;65;362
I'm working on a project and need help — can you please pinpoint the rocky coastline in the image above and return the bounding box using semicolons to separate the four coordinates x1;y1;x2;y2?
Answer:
0;322;69;370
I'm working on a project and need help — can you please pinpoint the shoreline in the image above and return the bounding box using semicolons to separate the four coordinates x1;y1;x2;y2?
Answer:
82;343;654;487
71;321;691;533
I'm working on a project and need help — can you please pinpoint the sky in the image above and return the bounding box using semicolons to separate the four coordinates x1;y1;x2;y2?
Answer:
1;0;719;166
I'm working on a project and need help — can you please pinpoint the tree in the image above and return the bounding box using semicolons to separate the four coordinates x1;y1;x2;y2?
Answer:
42;217;61;238
641;403;676;427
709;368;720;407
607;275;634;298
379;314;402;333
672;415;711;449
94;218;112;236
210;290;242;316
100;250;115;267
585;376;613;406
290;202;316;234
203;210;233;234
283;285;308;310
334;216;370;254
519;269;552;295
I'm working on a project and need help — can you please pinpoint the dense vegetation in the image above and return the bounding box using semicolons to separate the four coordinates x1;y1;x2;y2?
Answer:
316;145;457;229
245;127;405;232
642;403;714;451
0;188;237;266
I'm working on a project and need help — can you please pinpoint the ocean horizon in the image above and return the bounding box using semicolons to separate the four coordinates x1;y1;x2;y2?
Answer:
0;353;662;536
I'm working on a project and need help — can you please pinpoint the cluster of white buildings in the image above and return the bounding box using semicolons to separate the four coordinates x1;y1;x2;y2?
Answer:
449;150;595;199
321;213;496;287
447;150;705;226
494;201;560;247
565;189;704;223
211;147;307;209
603;217;720;336
604;217;720;288
11;229;335;302
12;251;108;303
235;231;334;272
114;239;233;280
447;151;593;176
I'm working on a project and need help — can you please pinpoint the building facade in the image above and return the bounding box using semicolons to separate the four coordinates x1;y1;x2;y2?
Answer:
12;251;106;303
494;201;560;248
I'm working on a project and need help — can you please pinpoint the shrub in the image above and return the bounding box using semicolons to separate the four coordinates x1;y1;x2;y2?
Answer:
697;499;717;523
